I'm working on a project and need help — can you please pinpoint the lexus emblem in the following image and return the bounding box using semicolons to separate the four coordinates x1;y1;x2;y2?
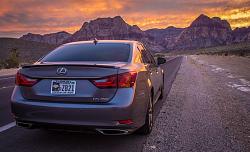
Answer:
57;67;67;75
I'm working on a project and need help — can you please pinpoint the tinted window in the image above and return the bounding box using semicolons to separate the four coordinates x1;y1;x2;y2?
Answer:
41;43;130;62
138;45;152;64
139;44;155;64
145;50;156;65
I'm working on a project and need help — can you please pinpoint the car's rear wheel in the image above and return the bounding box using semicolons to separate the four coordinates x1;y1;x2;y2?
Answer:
137;95;153;135
159;77;164;99
159;86;164;99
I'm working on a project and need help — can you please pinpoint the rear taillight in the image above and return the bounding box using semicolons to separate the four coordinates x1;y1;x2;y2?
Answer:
91;75;117;88
91;71;137;88
15;71;38;87
118;71;137;88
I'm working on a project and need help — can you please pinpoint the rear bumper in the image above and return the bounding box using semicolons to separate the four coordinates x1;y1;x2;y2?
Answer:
15;120;135;135
11;86;147;133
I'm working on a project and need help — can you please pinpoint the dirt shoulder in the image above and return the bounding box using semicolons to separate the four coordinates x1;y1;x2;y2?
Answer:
143;56;249;151
0;68;18;76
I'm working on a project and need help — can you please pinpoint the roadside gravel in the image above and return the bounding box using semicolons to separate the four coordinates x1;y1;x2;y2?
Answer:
143;56;249;152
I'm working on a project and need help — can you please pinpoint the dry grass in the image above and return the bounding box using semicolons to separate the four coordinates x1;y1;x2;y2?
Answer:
0;38;57;64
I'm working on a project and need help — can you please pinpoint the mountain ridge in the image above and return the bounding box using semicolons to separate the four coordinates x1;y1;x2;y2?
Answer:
20;31;72;45
19;14;250;52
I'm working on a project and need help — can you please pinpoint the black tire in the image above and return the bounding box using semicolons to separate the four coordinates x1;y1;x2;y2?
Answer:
159;77;164;99
136;95;153;135
159;86;164;99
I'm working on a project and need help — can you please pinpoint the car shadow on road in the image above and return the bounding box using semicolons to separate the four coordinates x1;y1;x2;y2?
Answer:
5;127;147;152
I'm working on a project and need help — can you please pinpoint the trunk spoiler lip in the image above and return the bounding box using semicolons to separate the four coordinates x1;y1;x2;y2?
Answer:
21;62;127;69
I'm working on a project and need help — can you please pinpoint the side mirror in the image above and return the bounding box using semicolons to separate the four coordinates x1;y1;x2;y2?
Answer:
157;57;166;65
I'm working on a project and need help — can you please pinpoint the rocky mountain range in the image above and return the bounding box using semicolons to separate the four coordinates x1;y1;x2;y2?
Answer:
172;14;233;50
145;26;184;50
20;31;72;45
232;27;250;43
65;16;165;51
20;14;250;52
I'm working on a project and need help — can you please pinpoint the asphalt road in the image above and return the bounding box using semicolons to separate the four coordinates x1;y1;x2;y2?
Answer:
0;75;15;126
0;57;183;152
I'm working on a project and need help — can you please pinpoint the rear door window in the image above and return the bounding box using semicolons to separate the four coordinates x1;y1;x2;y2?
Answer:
137;45;151;64
141;44;156;65
145;50;156;65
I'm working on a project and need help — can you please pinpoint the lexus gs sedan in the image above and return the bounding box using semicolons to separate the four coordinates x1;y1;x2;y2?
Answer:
11;40;166;135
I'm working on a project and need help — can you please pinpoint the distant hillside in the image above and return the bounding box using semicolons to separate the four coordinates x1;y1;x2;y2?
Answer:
20;31;72;45
0;38;56;63
145;26;184;50
167;41;250;56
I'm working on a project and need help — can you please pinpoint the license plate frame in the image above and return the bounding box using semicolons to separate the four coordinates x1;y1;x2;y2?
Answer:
51;80;76;95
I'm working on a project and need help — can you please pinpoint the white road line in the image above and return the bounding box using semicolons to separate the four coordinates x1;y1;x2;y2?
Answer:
165;56;179;63
0;76;15;81
0;122;16;132
0;86;15;90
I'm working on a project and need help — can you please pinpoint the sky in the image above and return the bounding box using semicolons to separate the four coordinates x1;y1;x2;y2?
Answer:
0;0;250;38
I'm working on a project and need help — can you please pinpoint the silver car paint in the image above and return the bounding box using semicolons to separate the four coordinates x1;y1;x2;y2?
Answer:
11;40;164;134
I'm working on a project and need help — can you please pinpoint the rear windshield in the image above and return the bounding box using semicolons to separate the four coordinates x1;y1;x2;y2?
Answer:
41;43;131;62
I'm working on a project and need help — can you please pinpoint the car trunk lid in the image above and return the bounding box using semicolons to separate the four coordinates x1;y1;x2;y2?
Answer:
18;62;126;103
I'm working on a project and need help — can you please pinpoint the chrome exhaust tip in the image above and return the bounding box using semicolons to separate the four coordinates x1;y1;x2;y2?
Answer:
16;122;33;129
96;129;129;135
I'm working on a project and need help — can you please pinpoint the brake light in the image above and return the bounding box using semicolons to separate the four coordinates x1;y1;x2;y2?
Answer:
118;71;137;88
91;75;117;88
15;71;38;87
91;71;137;88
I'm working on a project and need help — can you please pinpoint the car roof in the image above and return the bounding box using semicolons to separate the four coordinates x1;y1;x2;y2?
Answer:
63;40;141;46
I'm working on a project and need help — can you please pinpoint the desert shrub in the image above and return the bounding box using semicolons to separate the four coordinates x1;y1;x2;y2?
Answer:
3;48;20;69
239;51;245;56
154;53;165;58
0;60;3;69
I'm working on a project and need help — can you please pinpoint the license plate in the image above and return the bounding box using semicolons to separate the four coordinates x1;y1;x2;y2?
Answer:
51;80;76;95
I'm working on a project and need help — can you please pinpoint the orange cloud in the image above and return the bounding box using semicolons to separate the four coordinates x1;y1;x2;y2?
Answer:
0;0;250;37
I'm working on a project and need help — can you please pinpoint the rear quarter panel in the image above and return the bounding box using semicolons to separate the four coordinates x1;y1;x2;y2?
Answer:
132;63;151;125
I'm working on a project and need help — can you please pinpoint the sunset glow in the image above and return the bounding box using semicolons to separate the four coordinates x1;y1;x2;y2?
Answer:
0;0;250;37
